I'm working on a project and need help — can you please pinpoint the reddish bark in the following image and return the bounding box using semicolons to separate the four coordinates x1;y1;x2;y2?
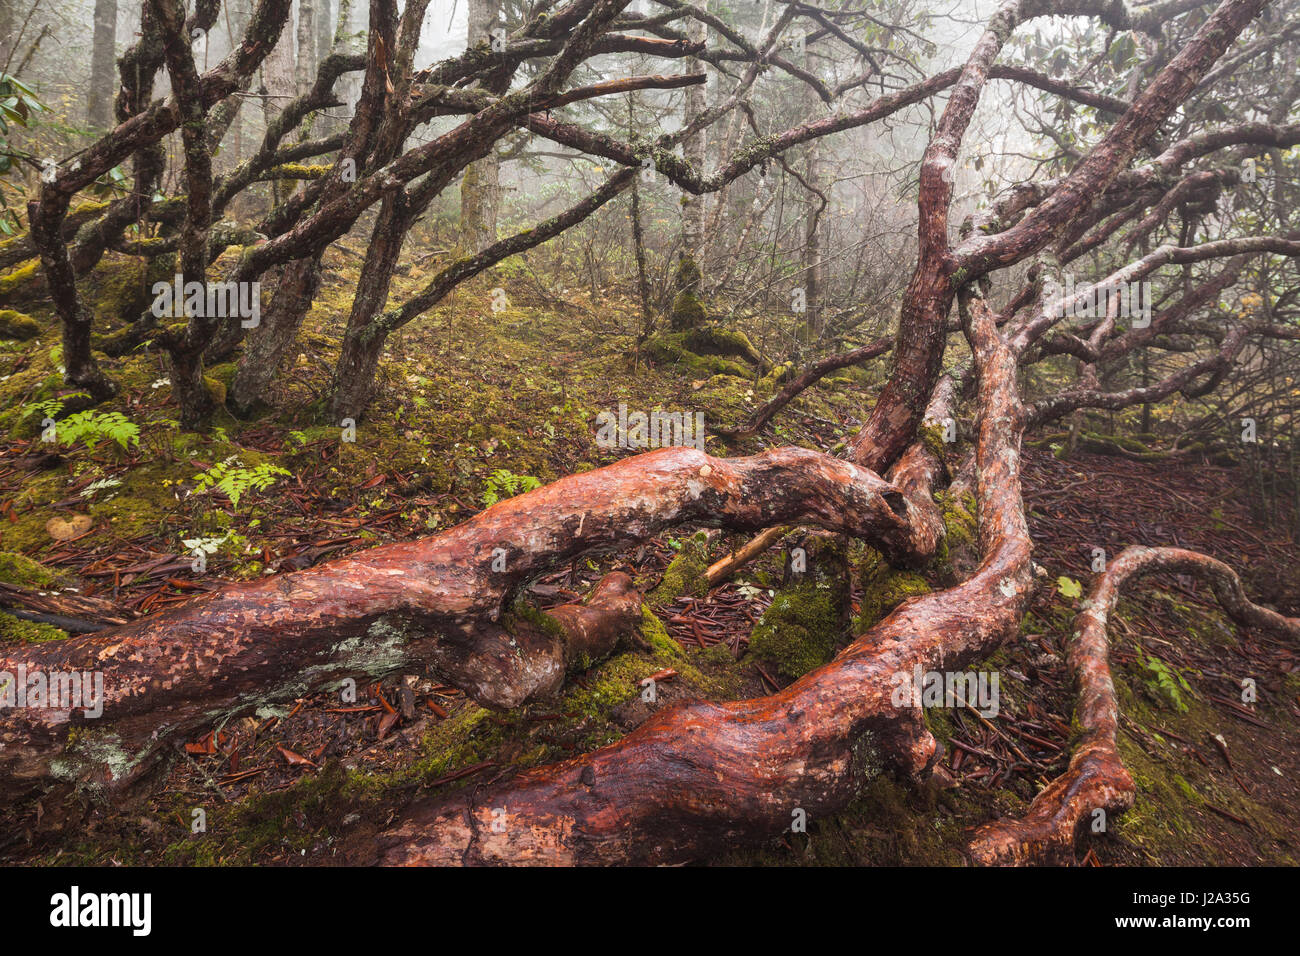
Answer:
969;546;1300;865
0;446;912;802
371;302;1025;866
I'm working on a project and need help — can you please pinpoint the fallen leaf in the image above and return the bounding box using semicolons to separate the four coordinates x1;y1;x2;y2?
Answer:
46;514;92;541
277;745;316;767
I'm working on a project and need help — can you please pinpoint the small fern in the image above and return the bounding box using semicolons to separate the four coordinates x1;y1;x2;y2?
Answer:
58;411;141;451
23;397;139;451
1138;649;1192;712
192;457;291;509
481;468;542;507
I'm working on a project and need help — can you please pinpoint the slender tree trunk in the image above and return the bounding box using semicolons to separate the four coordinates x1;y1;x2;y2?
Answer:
329;195;409;420
680;10;706;261
86;0;118;130
295;0;316;97
459;0;502;253
631;177;652;337
315;0;333;70
263;4;298;205
802;139;825;340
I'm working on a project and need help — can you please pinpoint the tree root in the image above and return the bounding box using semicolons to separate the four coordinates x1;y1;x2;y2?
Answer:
968;545;1300;866
373;310;1020;865
0;446;913;802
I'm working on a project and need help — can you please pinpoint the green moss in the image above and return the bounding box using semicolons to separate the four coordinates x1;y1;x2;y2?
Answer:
675;255;702;292
683;326;765;369
0;260;39;297
939;492;977;548
759;361;794;390
645;332;752;379
0;551;65;588
637;603;677;655
164;759;365;865
203;374;227;406
669;255;707;331
268;163;331;180
0;309;41;340
747;536;849;680
0;610;69;643
919;421;950;460
90;253;177;324
647;532;711;606
670;289;708;331
854;546;932;632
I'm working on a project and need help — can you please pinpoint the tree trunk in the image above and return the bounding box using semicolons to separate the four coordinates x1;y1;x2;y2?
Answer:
263;5;298;205
459;0;502;254
86;0;118;130
680;11;706;260
230;256;323;412
0;446;913;803
329;194;409;421
802;138;825;340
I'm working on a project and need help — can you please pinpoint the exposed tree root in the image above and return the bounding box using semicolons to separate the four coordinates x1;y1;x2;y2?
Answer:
0;446;913;802
968;545;1300;866
372;309;1020;865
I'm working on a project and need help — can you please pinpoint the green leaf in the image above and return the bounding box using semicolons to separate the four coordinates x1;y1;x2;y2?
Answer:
1056;576;1083;600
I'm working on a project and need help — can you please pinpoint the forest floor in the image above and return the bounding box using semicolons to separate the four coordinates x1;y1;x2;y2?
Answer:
0;247;1297;866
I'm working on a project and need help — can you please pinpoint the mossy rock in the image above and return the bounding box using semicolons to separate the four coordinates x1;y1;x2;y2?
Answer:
747;535;850;680
0;309;41;340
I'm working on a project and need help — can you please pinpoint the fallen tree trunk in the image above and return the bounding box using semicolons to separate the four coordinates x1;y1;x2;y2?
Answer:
0;446;913;802
968;545;1300;866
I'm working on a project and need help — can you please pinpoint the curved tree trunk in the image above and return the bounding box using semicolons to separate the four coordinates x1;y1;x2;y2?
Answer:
0;446;915;804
